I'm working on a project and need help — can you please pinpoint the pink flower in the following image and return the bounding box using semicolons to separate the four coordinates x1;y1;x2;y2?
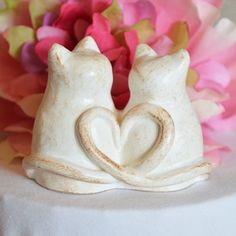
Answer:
0;0;235;165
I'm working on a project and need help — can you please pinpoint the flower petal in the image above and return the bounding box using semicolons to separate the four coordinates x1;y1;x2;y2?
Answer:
221;80;236;118
124;30;138;63
0;98;23;130
130;19;154;43
200;0;223;7
0;35;24;95
87;13;111;33
42;12;57;26
204;149;222;167
0;1;32;32
206;115;236;131
7;73;46;100
193;0;220;24
122;0;156;26
87;31;119;52
168;21;189;53
188;87;228;102
37;26;70;41
214;18;236;45
17;93;43;118
53;1;86;33
186;68;199;87
215;43;236;78
112;92;130;110
4;119;34;133
0;9;14;33
195;60;231;90
151;35;173;56
112;71;129;96
103;47;125;61
154;0;200;37
102;0;122;29
21;42;47;73
29;0;59;28
190;18;236;64
192;99;224;122
86;13;119;51
7;132;32;155
4;25;35;58
91;0;112;13
35;37;73;63
121;2;139;26
203;127;229;151
4;0;19;8
73;19;90;42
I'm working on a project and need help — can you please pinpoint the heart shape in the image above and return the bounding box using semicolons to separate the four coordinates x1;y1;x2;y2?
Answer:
76;103;175;187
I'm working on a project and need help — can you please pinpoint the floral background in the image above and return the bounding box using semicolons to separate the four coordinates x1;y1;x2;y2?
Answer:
0;0;236;165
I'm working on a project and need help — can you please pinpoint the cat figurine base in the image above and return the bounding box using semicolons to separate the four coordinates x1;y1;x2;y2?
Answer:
23;36;211;194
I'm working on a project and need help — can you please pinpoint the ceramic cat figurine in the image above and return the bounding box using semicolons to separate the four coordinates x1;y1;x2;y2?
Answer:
23;37;211;194
23;36;119;189
124;44;211;179
23;36;174;193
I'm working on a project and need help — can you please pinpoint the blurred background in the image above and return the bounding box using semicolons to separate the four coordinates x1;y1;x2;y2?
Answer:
0;0;235;145
0;0;235;20
222;0;236;20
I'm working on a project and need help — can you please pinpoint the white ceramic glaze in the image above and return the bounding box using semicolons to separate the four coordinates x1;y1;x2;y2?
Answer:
124;44;210;177
23;37;211;194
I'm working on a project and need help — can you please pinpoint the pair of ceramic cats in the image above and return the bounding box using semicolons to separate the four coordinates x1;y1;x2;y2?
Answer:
23;36;211;194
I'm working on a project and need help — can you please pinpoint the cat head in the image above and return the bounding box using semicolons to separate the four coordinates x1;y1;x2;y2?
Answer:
129;44;190;95
48;36;113;94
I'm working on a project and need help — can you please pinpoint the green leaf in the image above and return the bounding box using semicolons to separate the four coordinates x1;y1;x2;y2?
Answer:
4;0;19;9
102;0;122;30
131;19;155;43
29;0;59;28
0;9;14;32
4;26;35;58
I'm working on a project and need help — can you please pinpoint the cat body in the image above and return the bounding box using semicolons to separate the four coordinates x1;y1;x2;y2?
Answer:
124;45;205;176
32;37;115;169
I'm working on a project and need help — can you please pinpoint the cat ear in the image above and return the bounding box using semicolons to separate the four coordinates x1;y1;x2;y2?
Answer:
73;36;100;53
48;44;71;66
134;44;157;60
171;49;190;66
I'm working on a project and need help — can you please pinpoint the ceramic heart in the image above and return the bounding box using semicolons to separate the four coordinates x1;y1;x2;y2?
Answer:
76;103;175;186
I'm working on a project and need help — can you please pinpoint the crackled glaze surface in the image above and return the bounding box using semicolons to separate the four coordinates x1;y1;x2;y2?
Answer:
23;37;211;194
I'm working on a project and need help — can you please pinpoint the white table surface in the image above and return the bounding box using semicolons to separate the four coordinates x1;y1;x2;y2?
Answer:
0;1;236;236
0;132;236;236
